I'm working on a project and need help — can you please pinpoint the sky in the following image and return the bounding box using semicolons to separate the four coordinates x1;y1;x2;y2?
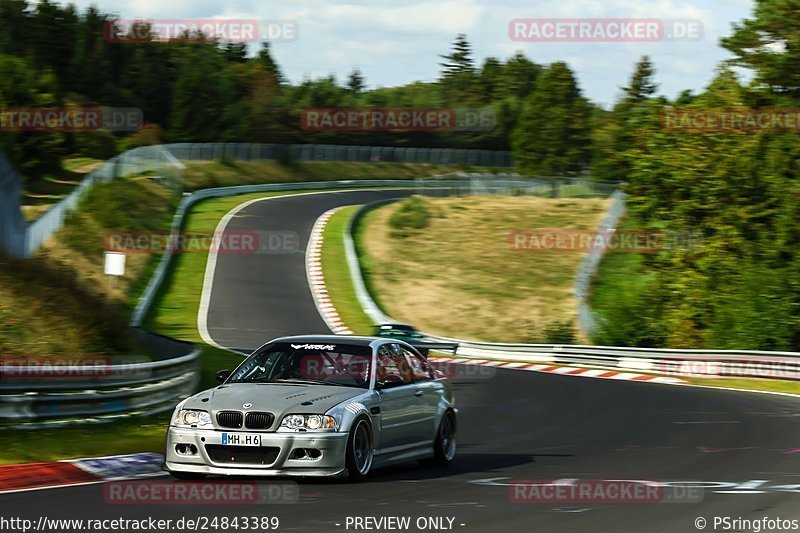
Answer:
55;0;756;107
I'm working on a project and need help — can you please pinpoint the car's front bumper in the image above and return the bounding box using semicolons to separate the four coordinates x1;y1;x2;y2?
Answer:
164;427;349;477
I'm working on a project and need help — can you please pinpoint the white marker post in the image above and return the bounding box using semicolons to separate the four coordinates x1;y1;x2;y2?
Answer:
104;251;126;289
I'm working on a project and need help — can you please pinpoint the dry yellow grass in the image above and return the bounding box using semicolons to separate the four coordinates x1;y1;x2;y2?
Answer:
360;195;611;343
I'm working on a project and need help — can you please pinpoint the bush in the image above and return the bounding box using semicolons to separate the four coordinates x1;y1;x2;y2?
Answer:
543;320;576;344
389;196;431;238
75;131;118;160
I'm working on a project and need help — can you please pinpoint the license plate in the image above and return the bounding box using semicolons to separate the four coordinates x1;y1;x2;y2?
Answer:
221;432;262;446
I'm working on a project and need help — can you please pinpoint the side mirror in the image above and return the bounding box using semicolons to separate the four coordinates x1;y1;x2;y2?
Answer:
215;369;232;382
377;374;405;390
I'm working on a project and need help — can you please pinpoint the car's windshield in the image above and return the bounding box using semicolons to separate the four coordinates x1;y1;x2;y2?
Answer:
228;342;373;388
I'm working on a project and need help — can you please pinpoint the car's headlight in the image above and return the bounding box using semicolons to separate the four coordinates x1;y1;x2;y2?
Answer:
173;409;213;428
279;414;337;431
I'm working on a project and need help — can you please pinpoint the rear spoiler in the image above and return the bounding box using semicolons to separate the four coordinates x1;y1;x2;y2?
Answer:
410;342;459;355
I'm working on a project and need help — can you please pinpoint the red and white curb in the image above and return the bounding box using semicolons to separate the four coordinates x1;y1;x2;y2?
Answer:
307;208;354;335
0;453;164;494
429;357;689;385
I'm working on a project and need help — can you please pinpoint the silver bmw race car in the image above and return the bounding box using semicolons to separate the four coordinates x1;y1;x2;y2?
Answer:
164;335;457;481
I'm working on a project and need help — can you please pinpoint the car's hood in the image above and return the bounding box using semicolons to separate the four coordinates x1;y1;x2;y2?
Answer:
184;383;366;420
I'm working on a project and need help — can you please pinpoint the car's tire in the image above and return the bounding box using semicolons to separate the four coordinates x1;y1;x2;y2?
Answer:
430;410;456;467
344;417;374;482
169;471;207;481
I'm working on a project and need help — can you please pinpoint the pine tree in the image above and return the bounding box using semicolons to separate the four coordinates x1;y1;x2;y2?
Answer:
511;62;590;175
438;34;476;103
347;68;365;93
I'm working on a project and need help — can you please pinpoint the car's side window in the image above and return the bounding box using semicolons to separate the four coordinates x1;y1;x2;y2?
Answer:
377;345;412;386
402;348;433;381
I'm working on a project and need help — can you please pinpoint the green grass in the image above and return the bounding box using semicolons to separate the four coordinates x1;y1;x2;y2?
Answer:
354;209;392;316
684;377;799;395
587;213;653;326
62;157;103;172
320;206;374;335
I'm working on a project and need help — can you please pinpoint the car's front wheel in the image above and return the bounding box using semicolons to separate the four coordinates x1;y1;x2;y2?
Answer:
344;417;374;481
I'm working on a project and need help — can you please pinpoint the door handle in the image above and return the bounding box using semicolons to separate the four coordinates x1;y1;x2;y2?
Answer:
414;390;424;397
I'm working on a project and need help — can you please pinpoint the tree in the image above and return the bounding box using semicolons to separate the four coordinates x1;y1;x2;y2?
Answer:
478;57;502;102
721;0;800;99
621;55;657;106
347;68;365;93
499;52;541;99
257;42;284;84
511;62;590;175
592;56;659;182
169;46;235;141
438;34;476;103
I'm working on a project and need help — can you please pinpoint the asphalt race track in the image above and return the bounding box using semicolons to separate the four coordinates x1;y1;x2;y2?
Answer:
2;189;799;533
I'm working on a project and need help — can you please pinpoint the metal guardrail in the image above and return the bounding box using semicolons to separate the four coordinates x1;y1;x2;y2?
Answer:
575;189;627;336
344;201;800;382
162;143;513;167
0;331;201;428
24;146;183;257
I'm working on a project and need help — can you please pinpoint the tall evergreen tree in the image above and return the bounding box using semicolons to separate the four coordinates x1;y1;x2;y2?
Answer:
511;62;590;175
347;68;365;93
438;34;476;103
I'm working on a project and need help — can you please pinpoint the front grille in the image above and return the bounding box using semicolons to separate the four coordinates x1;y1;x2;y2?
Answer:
205;445;280;465
245;412;274;430
216;411;243;429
